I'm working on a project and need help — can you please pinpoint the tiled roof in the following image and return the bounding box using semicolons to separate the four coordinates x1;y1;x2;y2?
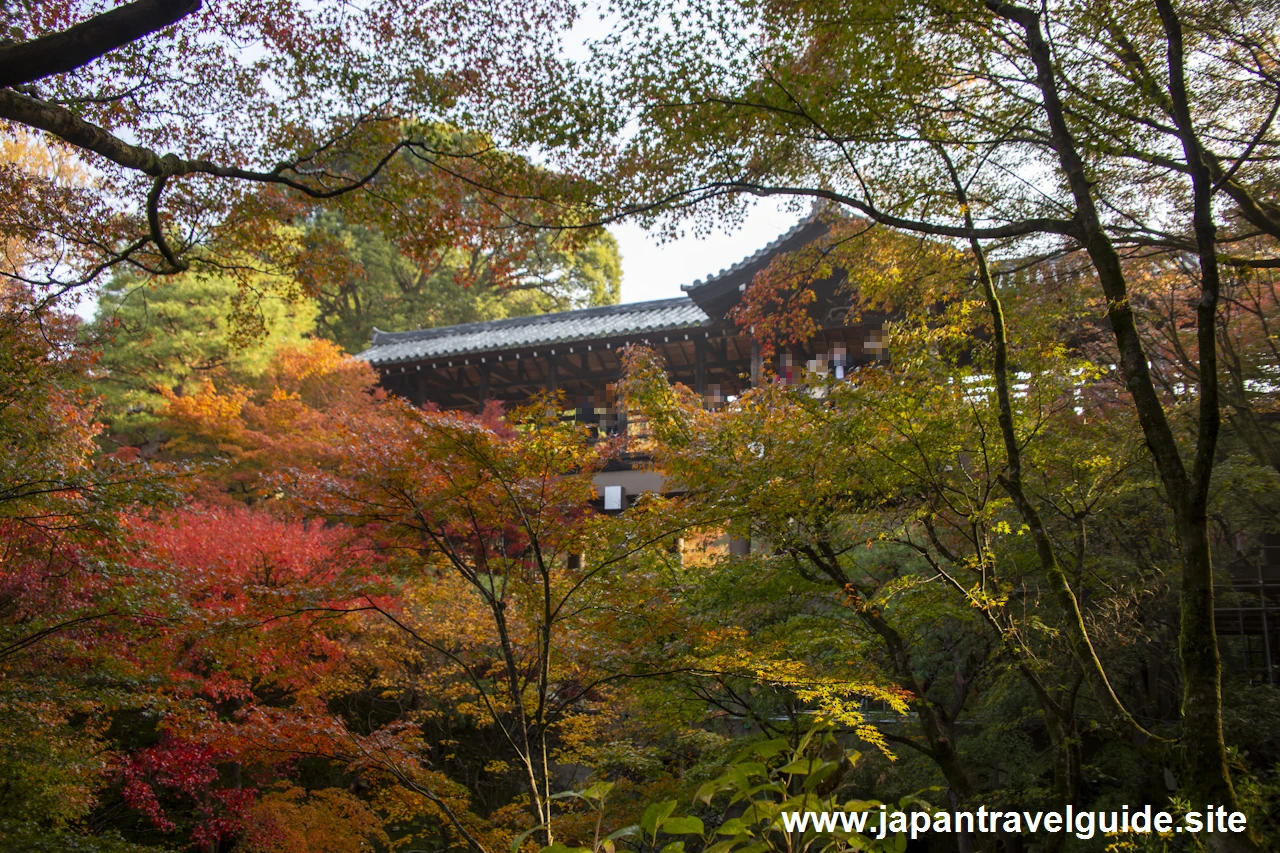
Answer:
355;212;827;367
356;297;710;366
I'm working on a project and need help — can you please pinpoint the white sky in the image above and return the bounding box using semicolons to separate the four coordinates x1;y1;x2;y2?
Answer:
610;198;802;303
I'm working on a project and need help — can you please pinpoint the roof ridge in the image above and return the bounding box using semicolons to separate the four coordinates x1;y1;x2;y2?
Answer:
357;297;710;364
369;296;696;346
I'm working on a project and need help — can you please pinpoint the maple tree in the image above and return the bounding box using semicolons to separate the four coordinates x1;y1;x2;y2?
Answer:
134;347;695;849
0;127;89;284
8;1;1280;849
242;786;389;853
0;285;215;853
496;0;1280;840
0;0;595;318
152;337;383;499
107;502;384;851
279;396;699;850
3;285;396;850
618;230;1278;848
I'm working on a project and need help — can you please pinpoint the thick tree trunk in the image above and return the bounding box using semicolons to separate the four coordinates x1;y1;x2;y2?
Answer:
1176;513;1250;853
978;5;1254;847
1150;3;1255;845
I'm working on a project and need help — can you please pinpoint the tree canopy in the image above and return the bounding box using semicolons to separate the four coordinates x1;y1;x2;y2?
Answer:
302;215;621;354
492;1;1280;843
4;1;1280;852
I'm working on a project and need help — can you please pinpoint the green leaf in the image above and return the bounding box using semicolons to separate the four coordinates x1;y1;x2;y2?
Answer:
737;732;783;758
741;782;787;800
581;780;615;802
715;818;752;836
839;800;881;812
660;816;704;836
745;738;790;760
801;761;838;791
731;761;769;779
694;780;725;804
640;800;678;838
604;825;640;842
512;825;548;853
742;800;779;822
796;724;830;755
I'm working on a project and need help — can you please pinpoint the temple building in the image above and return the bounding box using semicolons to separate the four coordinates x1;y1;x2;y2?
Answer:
356;216;885;422
355;218;1280;681
354;216;887;516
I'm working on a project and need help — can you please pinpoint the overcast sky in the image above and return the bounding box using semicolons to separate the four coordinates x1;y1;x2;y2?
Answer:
609;198;803;303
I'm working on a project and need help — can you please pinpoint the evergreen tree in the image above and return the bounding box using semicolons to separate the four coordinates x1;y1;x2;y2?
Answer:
89;269;316;447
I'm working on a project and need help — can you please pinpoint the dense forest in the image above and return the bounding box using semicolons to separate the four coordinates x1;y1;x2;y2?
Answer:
3;0;1280;852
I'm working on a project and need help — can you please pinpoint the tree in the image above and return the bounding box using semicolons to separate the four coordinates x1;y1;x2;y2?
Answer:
504;0;1280;841
301;214;621;354
89;266;316;448
157;337;384;499
242;787;389;853
0;127;89;282
286;398;689;850
146;351;689;849
0;0;588;298
619;229;1259;848
114;502;383;851
0;283;176;834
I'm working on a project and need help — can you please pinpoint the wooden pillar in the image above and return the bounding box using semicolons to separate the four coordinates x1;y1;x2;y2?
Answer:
414;369;428;407
694;338;707;400
545;357;558;394
750;341;762;387
476;364;490;414
617;384;628;436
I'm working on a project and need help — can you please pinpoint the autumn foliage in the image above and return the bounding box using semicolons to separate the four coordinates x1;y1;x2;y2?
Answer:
5;0;1280;847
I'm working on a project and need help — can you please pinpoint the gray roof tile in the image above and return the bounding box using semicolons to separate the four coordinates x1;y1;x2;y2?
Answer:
356;297;710;365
